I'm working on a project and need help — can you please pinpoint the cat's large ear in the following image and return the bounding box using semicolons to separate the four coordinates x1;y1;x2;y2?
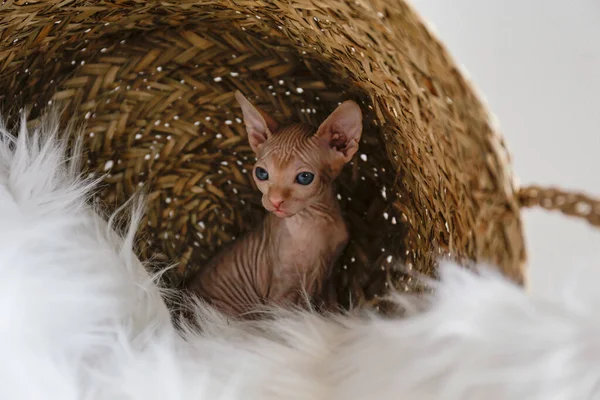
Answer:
316;100;363;164
235;90;279;153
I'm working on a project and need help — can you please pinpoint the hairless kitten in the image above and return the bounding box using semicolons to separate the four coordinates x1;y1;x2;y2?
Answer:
188;91;363;318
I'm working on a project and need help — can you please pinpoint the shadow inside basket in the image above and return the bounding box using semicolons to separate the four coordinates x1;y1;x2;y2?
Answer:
15;25;419;311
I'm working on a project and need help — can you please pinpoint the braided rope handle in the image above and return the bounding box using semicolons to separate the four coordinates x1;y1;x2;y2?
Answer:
517;185;600;227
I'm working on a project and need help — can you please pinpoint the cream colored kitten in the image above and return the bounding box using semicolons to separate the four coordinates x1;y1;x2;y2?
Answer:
188;91;362;318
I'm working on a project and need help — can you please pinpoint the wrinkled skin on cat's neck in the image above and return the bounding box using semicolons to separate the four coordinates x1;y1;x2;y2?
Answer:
188;91;363;319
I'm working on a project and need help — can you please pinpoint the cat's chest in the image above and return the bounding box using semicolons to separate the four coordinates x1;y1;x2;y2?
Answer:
277;216;347;265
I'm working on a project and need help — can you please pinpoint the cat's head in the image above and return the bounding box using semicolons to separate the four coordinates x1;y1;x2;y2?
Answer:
235;90;363;218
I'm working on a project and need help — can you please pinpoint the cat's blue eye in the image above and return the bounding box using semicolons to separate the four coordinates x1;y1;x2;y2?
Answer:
255;167;269;181
295;172;315;185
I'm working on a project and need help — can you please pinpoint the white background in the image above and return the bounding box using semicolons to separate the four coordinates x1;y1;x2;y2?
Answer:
409;0;600;295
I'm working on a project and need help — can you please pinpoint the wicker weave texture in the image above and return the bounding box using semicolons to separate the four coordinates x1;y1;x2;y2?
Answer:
0;0;526;308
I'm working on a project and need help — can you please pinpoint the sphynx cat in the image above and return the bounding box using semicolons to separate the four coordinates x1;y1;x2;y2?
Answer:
188;91;362;318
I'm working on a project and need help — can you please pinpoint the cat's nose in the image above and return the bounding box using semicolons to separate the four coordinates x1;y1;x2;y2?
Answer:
268;190;286;209
270;199;284;209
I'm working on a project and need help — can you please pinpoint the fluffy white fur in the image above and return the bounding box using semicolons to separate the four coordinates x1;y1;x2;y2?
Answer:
1;113;599;400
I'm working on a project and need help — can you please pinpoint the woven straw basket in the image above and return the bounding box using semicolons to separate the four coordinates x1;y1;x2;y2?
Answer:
2;0;599;311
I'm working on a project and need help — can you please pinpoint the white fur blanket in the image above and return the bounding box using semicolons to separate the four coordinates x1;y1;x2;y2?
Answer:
0;114;598;400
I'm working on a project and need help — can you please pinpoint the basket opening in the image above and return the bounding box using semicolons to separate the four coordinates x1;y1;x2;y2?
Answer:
10;22;416;310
